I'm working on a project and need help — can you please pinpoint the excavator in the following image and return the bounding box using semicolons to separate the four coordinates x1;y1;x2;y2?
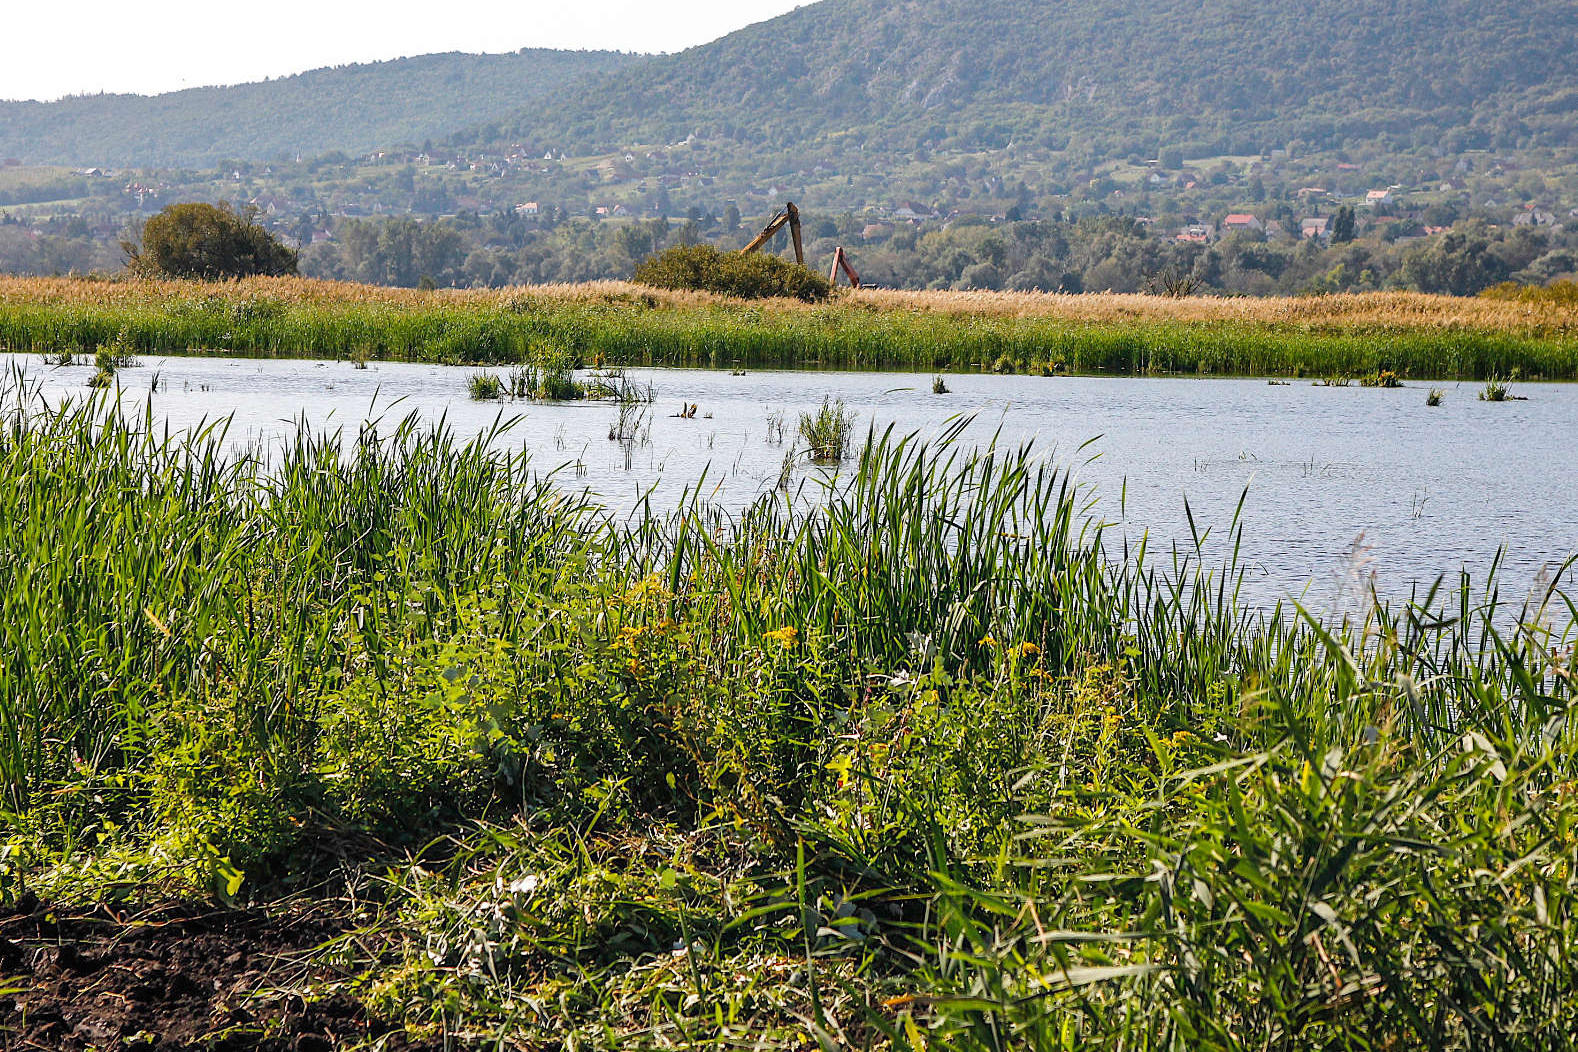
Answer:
740;201;861;289
740;202;804;264
826;246;861;290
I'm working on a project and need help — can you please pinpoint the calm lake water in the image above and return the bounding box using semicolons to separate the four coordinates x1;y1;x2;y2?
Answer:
21;354;1577;611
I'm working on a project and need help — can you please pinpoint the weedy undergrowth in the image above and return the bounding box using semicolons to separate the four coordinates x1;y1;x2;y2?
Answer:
1;381;1575;1049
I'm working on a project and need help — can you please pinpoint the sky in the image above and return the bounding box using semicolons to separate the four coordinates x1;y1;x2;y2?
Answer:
0;0;807;101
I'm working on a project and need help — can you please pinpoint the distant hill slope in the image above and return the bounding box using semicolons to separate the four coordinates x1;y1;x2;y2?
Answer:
0;49;638;168
501;0;1578;161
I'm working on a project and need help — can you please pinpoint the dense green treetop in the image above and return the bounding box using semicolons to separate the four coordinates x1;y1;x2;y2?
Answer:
127;202;297;279
0;50;636;167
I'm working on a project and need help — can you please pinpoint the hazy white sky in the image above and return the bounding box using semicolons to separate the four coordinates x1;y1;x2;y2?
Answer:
0;0;807;101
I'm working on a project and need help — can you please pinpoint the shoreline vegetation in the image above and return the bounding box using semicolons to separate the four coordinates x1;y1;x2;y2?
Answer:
2;275;1577;379
2;381;1578;1046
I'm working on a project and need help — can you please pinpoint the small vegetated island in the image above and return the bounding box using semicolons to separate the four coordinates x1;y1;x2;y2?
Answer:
2;205;1578;1049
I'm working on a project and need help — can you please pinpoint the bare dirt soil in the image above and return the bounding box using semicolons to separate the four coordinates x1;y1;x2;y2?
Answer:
0;893;439;1051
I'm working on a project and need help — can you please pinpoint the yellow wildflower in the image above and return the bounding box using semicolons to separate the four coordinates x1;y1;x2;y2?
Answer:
764;625;799;648
623;573;669;606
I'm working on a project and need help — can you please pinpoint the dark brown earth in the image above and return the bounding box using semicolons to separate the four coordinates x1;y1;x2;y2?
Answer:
0;893;440;1051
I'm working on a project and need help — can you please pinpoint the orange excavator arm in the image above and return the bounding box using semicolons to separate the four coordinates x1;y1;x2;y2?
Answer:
828;245;861;289
740;202;804;265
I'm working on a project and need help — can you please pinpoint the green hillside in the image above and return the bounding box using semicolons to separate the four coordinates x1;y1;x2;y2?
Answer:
0;49;637;168
4;0;1573;176
502;0;1578;163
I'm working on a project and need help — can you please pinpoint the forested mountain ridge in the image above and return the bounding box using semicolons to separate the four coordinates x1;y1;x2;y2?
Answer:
4;0;1574;174
0;49;637;168
501;0;1578;162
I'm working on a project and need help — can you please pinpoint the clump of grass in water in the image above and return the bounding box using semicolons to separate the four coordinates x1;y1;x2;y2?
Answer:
1315;375;1351;387
775;443;799;489
1480;374;1512;401
99;329;140;370
84;329;141;388
932;374;950;394
514;342;585;400
583;368;653;404
608;400;650;446
1360;368;1403;387
468;372;503;400
1426;387;1445;406
798;396;855;461
764;409;788;446
87;347;119;389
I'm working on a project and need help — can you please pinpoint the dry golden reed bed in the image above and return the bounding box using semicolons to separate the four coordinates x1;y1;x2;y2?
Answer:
4;274;1575;378
2;275;1575;335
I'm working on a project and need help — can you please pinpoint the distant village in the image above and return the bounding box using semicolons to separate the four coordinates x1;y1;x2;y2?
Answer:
2;136;1574;291
10;138;1566;251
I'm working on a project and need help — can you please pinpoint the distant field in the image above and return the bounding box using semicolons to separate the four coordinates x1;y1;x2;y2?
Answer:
0;165;74;191
1;275;1575;378
0;165;85;207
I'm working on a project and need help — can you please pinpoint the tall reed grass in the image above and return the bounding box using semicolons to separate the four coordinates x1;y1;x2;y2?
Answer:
2;276;1576;379
2;380;1575;1047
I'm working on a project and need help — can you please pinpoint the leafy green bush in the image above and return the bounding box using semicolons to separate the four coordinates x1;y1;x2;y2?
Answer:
633;244;831;302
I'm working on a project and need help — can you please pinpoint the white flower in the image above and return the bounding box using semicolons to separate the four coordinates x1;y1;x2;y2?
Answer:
507;874;542;896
